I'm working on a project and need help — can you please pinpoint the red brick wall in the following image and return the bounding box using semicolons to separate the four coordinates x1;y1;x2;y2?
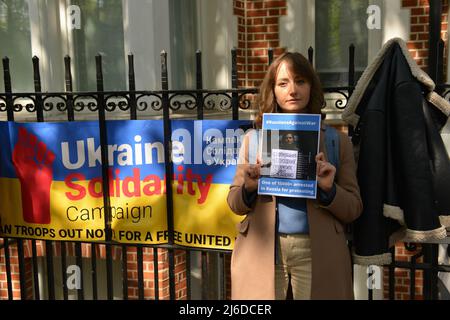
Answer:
233;0;287;88
126;248;186;300
402;0;448;78
0;241;21;299
0;240;186;300
383;244;424;300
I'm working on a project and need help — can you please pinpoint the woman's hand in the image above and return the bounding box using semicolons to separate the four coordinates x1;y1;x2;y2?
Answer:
315;152;336;193
243;159;262;193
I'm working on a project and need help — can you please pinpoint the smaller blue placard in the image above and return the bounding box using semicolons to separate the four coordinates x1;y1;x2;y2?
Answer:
258;113;321;199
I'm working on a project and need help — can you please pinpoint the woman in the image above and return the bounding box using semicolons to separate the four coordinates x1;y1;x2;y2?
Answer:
227;52;363;300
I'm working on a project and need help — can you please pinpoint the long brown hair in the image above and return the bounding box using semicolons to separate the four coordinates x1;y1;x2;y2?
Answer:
254;52;325;128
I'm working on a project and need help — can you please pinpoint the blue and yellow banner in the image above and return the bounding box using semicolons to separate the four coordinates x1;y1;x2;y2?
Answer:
0;120;251;250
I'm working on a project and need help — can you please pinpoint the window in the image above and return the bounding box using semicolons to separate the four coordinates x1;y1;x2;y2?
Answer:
315;0;368;86
0;0;33;91
169;0;198;89
70;0;125;91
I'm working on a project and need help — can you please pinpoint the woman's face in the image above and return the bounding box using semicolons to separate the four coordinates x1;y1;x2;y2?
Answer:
274;61;311;113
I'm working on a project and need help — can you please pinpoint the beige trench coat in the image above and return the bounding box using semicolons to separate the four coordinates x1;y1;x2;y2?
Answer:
227;125;363;300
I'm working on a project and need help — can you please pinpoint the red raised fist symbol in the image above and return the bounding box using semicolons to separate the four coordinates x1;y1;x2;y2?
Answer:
12;127;56;224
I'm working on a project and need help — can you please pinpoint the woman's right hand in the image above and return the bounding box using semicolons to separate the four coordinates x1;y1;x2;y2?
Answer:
243;160;261;192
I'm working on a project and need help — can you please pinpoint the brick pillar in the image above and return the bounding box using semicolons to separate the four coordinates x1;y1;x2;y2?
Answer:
125;247;139;299
126;247;187;300
0;241;17;299
383;243;424;300
402;0;448;79
233;0;287;88
173;250;187;300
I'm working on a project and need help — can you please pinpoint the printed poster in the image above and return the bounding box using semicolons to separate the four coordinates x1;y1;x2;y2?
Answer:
258;113;321;198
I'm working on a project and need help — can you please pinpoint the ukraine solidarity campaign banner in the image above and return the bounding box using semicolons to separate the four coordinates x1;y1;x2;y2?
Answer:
0;120;250;250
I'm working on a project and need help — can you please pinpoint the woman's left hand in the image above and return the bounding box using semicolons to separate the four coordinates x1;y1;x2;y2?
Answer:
315;152;336;193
